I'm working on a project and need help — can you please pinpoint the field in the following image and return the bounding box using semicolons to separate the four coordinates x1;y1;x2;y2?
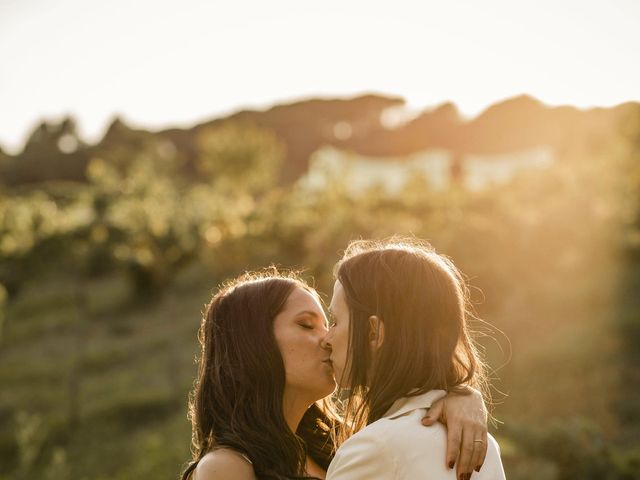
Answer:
1;113;640;479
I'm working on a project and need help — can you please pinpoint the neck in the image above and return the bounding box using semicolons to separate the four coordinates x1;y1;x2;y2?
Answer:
282;389;313;433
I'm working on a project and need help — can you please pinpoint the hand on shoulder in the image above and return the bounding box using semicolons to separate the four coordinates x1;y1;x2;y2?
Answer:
193;449;256;480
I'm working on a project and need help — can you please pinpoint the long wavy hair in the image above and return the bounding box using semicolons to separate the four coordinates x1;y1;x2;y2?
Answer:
333;239;489;445
181;270;338;480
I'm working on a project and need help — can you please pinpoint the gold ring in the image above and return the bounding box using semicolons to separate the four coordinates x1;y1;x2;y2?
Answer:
473;439;484;443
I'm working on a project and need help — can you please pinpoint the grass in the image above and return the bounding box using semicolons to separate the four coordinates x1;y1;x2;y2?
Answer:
0;258;636;479
0;268;207;479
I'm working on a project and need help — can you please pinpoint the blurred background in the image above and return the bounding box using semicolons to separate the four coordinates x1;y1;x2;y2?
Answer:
1;1;639;479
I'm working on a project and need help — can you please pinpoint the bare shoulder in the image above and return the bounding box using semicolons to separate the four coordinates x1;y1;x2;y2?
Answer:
192;449;256;480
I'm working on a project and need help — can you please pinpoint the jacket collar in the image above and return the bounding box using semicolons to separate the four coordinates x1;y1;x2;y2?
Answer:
383;389;448;419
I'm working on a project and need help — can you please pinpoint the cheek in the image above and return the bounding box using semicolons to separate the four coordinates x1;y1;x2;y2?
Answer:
280;339;304;365
278;334;315;376
331;327;350;386
333;327;348;358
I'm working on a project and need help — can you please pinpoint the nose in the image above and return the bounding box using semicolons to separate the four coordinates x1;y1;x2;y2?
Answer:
321;329;332;350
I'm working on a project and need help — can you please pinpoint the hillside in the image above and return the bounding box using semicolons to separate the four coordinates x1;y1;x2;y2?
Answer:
2;94;637;185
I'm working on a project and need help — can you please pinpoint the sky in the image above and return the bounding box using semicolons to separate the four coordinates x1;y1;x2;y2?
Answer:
1;0;639;154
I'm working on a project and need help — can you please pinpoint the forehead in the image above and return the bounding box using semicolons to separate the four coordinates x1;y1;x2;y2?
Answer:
282;286;323;312
329;280;345;311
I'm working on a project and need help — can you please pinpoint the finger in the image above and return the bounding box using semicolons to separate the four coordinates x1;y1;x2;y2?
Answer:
445;420;462;470
422;399;444;426
456;427;475;479
469;437;483;474
472;428;489;472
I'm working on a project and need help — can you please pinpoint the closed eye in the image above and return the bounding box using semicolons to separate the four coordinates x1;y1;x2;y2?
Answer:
298;323;314;330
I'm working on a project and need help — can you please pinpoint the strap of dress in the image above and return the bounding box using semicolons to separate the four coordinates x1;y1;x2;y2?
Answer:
211;447;253;465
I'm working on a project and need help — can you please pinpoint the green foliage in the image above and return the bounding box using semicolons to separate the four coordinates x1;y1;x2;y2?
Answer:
14;411;47;478
94;392;178;430
195;122;285;194
0;283;6;347
502;420;640;480
0;189;94;296
0;119;639;479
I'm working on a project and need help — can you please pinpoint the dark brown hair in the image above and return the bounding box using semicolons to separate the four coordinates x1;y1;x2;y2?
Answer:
334;239;488;444
181;270;337;480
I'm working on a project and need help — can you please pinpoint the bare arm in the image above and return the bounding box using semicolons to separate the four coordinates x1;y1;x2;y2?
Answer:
421;387;488;478
193;449;256;480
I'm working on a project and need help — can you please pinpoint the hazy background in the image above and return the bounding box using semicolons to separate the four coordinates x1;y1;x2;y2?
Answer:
1;1;639;479
2;0;640;151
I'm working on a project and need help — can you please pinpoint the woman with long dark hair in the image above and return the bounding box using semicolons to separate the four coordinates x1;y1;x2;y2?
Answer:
181;267;489;480
323;239;505;480
181;271;337;480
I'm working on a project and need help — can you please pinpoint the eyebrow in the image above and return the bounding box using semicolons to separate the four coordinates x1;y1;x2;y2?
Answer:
295;310;329;327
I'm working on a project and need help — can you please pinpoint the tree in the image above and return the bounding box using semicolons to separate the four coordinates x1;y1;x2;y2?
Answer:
195;122;284;195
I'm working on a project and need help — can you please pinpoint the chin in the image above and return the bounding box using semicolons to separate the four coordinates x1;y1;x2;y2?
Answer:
317;379;337;399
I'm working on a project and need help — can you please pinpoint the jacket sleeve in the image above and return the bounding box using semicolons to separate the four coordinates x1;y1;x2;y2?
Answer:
326;426;396;480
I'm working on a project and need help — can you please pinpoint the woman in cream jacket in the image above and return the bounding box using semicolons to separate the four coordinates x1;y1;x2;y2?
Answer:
323;239;506;480
182;268;491;480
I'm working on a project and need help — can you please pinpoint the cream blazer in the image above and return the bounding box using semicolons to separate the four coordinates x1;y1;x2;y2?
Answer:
326;390;506;480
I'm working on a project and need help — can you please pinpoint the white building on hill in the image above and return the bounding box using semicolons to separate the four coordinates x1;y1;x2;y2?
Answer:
300;145;555;194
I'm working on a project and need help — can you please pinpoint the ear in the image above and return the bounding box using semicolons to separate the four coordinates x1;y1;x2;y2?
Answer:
368;315;385;351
